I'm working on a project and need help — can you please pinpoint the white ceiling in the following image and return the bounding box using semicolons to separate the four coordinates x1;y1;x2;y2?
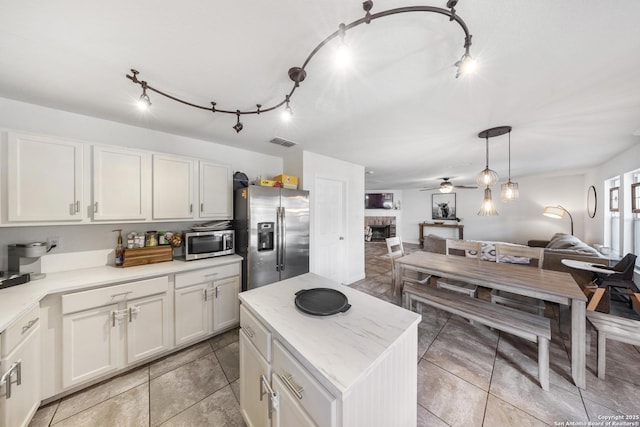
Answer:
1;0;639;190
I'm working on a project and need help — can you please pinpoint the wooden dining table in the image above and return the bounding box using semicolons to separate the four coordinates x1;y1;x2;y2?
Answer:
394;251;588;389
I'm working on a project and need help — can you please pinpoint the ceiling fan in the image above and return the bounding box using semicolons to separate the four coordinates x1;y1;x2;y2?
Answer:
420;177;478;193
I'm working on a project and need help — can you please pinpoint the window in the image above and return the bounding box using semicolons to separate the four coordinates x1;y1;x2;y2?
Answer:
632;182;640;214
609;187;619;212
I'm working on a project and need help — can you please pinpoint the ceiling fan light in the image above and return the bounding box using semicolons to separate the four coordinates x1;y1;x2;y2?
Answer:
440;182;454;193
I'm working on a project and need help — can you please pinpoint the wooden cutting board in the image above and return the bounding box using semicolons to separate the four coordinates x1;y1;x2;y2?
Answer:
122;246;173;267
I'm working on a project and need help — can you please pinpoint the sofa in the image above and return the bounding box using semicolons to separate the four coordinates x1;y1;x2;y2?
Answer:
423;233;607;285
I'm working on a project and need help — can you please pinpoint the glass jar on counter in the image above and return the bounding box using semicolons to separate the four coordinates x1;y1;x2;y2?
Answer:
146;231;158;247
158;231;168;245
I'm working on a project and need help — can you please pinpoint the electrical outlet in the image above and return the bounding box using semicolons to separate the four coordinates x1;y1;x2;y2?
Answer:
47;237;61;250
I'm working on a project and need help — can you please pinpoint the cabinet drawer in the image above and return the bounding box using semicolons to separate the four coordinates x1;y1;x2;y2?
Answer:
1;303;40;357
175;263;240;289
273;340;336;427
239;305;271;362
62;276;169;314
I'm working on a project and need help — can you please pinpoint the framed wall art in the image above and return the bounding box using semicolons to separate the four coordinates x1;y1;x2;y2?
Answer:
432;193;456;220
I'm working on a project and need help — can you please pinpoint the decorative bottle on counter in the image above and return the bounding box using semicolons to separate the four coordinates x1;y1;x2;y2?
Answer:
113;229;124;267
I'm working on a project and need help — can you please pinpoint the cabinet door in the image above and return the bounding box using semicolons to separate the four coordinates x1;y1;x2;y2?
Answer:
174;283;211;346
239;330;270;427
62;304;120;388
213;276;240;332
8;132;83;222
93;145;149;220
152;154;194;220
0;325;40;427
199;161;232;219
272;375;316;427
126;293;171;364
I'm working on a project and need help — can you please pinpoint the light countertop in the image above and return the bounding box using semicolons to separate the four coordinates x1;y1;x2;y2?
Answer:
0;254;242;331
239;273;421;395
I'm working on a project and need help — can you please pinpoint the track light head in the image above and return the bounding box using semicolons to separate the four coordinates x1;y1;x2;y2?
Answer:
137;86;151;110
281;96;293;122
233;111;243;133
455;52;477;78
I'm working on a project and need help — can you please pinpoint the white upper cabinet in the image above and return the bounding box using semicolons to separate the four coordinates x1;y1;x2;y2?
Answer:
7;133;84;222
152;154;195;220
92;145;150;221
199;161;232;219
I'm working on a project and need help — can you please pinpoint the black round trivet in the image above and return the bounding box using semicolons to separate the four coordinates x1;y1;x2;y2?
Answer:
294;288;351;316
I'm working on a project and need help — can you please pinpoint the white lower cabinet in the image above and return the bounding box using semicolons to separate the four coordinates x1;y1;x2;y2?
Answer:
61;276;170;388
0;304;41;427
174;265;240;346
240;305;335;427
239;330;271;427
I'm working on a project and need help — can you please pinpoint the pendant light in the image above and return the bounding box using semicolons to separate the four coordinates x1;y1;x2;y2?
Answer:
501;128;519;201
476;126;511;216
475;134;499;187
478;186;498;216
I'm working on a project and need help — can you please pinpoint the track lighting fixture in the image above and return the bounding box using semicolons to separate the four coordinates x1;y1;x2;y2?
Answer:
137;81;151;111
233;111;243;133
335;23;351;68
126;1;476;132
281;96;293;122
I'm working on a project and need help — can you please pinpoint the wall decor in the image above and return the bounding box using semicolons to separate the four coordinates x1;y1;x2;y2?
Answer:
432;193;457;220
587;185;597;218
609;187;619;212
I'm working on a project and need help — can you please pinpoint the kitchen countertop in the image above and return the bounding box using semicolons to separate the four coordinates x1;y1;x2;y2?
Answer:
0;254;243;332
239;272;421;395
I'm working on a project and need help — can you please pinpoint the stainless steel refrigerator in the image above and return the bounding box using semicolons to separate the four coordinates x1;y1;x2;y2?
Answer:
234;186;309;290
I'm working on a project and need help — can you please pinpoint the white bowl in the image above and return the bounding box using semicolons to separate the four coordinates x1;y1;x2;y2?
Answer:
599;247;611;255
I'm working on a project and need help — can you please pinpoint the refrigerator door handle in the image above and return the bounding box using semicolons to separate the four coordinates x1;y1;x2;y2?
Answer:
275;207;281;271
281;207;286;271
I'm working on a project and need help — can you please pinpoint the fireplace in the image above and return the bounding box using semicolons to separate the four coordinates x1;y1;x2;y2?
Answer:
365;216;396;242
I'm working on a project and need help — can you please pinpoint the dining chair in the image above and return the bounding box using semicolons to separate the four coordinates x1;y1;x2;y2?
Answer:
386;237;430;295
436;239;481;297
592;253;638;303
490;244;546;316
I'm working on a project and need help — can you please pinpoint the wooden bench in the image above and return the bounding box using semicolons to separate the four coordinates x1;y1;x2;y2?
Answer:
586;288;640;379
403;282;552;390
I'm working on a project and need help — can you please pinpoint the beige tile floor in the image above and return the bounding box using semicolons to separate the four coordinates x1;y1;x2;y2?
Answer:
29;242;640;426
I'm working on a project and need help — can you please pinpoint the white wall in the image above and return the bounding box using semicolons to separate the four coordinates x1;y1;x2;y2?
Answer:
302;151;365;284
400;172;587;245
0;97;283;271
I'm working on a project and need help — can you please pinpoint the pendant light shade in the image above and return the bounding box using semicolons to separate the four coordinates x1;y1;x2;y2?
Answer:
475;135;499;187
478;187;498;216
501;128;519;201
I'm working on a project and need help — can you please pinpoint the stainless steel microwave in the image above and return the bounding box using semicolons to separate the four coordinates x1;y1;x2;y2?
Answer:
182;230;235;260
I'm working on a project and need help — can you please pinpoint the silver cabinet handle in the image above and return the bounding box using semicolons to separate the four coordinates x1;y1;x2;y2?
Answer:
110;291;132;300
111;308;128;327
200;203;204;212
129;306;141;322
204;273;219;278
242;325;255;338
215;286;218;298
203;288;214;301
21;317;39;335
94;202;99;213
75;200;80;213
1;361;21;399
189;203;193;213
260;374;277;419
203;288;208;302
279;373;304;399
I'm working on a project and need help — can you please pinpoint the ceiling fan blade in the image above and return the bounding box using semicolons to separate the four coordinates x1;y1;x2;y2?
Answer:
420;187;440;191
453;185;478;189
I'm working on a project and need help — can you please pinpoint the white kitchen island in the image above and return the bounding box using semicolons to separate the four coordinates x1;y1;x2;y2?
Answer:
239;273;421;427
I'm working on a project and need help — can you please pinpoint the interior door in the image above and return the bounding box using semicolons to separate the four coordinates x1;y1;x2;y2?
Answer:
313;177;347;284
280;189;310;281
